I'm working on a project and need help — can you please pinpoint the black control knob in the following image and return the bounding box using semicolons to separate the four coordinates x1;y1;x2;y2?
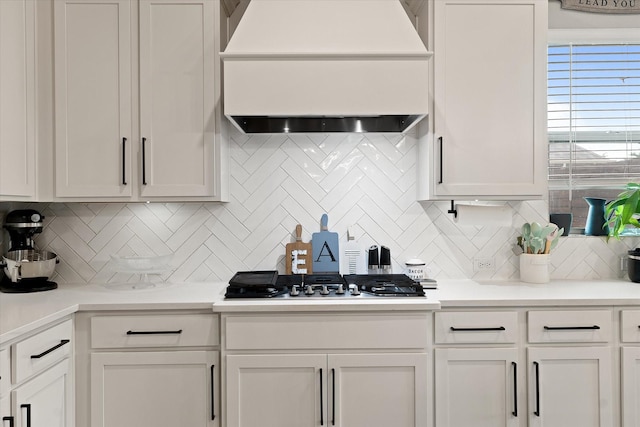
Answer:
290;284;300;296
305;285;315;296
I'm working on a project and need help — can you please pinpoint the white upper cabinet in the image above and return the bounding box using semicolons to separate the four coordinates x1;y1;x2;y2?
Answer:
54;0;132;198
53;0;226;201
420;0;547;200
0;0;36;200
138;0;218;198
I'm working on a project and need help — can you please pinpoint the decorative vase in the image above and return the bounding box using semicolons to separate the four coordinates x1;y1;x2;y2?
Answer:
584;197;609;236
519;253;550;283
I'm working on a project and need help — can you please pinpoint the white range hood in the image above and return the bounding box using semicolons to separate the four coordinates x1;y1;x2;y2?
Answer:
221;0;432;134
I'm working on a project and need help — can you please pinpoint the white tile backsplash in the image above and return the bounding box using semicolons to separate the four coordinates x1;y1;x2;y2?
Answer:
2;128;638;284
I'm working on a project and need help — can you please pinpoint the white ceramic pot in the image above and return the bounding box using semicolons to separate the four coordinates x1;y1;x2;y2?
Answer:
519;253;550;284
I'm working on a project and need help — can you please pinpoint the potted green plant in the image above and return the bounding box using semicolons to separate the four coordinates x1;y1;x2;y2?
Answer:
605;183;640;239
605;183;640;282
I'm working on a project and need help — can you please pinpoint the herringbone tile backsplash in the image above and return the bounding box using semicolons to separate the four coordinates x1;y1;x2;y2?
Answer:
1;128;638;284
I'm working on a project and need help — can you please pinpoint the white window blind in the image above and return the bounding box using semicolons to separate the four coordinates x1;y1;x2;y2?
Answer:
548;44;640;190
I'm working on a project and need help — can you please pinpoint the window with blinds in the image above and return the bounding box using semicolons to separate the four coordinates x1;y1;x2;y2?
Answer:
548;43;640;230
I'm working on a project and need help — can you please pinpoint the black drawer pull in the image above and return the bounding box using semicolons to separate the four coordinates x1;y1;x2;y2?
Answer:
20;404;31;427
543;325;600;331
2;416;14;427
210;365;216;421
126;329;183;335
122;137;127;185
438;136;444;184
450;326;506;332
512;361;518;417
533;362;540;416
319;368;324;426
141;137;148;185
30;339;70;359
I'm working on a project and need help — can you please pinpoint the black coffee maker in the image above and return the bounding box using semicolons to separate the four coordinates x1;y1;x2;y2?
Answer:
1;209;58;292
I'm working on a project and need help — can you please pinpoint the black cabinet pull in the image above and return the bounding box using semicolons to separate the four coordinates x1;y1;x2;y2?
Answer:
438;136;444;184
126;329;182;335
20;404;31;427
533;361;540;417
511;362;518;417
141;137;147;185
210;365;216;421
122;137;127;185
331;368;336;426
30;339;70;359
543;325;600;330
2;416;14;427
319;368;324;426
450;326;506;332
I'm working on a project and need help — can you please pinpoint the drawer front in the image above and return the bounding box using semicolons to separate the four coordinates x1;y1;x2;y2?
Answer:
434;311;518;344
0;347;9;397
225;313;429;350
14;319;73;384
91;314;219;348
621;310;640;343
528;310;612;343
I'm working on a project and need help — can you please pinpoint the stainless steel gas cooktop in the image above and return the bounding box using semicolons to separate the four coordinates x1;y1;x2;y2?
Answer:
224;271;426;299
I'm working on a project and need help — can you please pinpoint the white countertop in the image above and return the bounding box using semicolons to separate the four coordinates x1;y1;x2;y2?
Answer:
1;278;639;345
0;281;438;344
428;279;640;307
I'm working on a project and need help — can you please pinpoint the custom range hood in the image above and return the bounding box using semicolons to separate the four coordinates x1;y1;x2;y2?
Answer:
221;0;432;134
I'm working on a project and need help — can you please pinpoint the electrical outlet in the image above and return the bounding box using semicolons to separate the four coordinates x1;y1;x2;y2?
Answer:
473;257;495;272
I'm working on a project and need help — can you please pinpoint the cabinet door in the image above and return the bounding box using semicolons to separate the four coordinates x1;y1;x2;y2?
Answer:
226;354;326;427
0;0;36;199
528;347;613;427
54;0;132;197
329;353;428;427
91;350;218;427
432;0;546;199
435;348;519;427
12;359;72;427
0;395;9;424
622;347;640;427
139;0;218;197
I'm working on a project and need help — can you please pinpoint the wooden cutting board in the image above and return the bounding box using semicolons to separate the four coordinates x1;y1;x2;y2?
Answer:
285;224;313;274
312;213;339;273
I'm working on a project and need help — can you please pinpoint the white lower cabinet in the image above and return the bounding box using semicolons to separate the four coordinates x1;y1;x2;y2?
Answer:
1;318;74;427
0;347;9;422
527;346;613;427
433;311;520;427
12;359;72;427
91;350;218;427
435;348;519;427
77;312;220;427
223;312;430;427
226;353;427;427
526;309;614;427
622;347;640;426
621;309;640;426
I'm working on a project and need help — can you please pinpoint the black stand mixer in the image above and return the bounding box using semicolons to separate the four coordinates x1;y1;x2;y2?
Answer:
1;209;58;293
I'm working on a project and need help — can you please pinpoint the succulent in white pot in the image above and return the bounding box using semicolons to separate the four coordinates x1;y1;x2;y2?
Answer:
517;222;563;283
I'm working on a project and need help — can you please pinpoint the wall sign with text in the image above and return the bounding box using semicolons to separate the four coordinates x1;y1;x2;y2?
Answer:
559;0;640;13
